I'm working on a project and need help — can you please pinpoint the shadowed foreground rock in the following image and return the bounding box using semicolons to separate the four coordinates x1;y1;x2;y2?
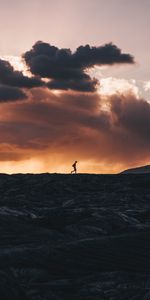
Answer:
0;173;150;299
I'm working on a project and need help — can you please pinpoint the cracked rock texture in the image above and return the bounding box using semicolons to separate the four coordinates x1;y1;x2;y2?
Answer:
0;173;150;299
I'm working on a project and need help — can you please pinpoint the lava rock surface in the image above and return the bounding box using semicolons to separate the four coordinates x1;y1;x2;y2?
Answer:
0;173;150;299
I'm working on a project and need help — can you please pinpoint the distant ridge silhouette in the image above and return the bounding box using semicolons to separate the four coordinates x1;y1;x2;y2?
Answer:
121;164;150;174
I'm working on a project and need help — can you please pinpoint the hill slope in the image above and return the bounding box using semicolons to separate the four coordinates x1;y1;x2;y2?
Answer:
0;173;150;299
121;164;150;174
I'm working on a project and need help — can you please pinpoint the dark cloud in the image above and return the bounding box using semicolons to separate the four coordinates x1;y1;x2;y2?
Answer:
0;59;44;88
111;94;150;138
0;85;27;102
23;41;134;92
47;78;99;92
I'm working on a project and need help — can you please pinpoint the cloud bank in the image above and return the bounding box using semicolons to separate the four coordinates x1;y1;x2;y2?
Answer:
0;88;149;172
0;41;149;173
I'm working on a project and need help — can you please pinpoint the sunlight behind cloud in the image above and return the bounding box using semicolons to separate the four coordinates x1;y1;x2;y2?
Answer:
1;55;29;76
99;77;140;97
143;81;150;91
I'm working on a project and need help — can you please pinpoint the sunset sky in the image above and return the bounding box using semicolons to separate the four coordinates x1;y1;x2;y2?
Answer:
0;0;150;173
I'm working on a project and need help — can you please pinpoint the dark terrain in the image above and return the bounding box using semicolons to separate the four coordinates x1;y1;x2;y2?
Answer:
121;165;150;174
0;173;150;300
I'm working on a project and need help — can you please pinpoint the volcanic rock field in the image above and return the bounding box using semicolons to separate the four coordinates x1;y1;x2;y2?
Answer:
0;173;150;300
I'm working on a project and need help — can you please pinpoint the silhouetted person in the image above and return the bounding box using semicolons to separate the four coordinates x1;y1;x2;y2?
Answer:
71;161;77;174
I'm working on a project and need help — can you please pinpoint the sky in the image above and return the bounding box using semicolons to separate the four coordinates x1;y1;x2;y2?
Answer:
0;0;149;173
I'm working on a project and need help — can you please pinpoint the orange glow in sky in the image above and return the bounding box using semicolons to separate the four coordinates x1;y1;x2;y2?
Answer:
0;1;150;173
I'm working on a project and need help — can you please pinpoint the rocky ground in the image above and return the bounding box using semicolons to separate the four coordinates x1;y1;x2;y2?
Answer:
0;173;150;300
